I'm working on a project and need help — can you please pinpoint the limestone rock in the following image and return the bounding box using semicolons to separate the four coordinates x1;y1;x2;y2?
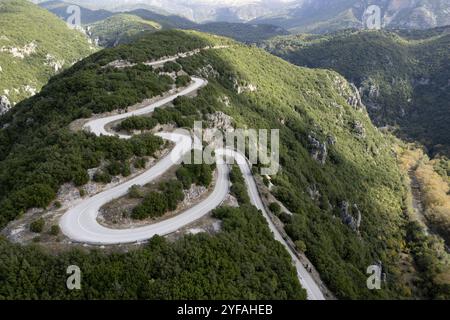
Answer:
308;134;327;165
207;111;233;130
0;41;37;59
347;83;365;110
0;95;11;115
326;135;337;146
197;64;219;78
352;120;366;138
340;201;362;232
232;78;257;94
45;54;64;73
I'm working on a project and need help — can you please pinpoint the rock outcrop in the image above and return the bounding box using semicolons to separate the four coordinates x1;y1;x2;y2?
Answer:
197;64;219;79
340;201;362;232
326;134;337;146
44;54;64;73
352;120;366;138
232;78;257;94
308;134;328;165
0;95;11;115
0;41;37;59
218;95;231;107
204;111;234;145
347;83;365;110
206;111;233;131
307;184;321;202
333;76;365;111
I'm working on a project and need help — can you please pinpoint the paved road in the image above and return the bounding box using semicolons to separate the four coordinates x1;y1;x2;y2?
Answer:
60;73;325;299
84;77;207;139
221;149;325;300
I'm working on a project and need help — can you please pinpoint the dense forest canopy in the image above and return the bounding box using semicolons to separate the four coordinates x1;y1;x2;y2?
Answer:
261;28;450;157
0;29;449;299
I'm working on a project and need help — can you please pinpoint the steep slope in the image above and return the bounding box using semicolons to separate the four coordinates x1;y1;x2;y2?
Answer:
87;14;162;47
0;0;96;107
0;29;442;298
255;0;450;34
262;28;450;156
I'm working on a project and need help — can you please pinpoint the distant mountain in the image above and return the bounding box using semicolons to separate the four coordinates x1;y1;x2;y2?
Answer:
39;1;289;45
254;0;450;33
262;27;450;155
0;0;96;108
38;0;114;24
126;8;198;29
33;0;450;33
34;0;299;23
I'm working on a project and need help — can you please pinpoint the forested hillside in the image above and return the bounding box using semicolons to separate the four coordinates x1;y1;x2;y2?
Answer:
0;0;96;106
262;28;450;156
1;29;448;299
0;204;305;299
87;14;162;47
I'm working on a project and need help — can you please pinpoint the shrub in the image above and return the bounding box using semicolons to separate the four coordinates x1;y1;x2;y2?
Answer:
49;225;60;236
119;116;158;132
30;218;45;233
175;75;191;88
230;165;250;204
163;61;182;73
269;202;281;215
132;192;167;220
295;240;307;253
93;171;112;184
133;157;147;169
176;163;214;189
176;166;193;189
159;180;184;210
129;185;144;199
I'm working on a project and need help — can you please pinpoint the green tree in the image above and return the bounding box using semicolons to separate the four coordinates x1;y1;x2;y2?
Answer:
30;218;45;233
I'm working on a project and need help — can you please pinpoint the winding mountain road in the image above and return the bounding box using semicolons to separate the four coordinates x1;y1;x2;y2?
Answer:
60;67;325;299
